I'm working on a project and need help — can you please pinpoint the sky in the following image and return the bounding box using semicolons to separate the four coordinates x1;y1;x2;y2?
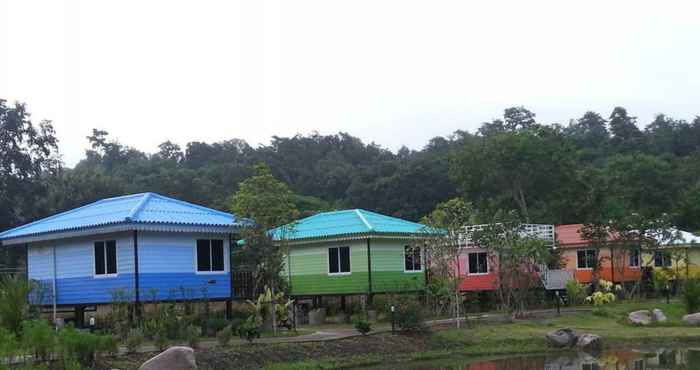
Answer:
1;1;699;167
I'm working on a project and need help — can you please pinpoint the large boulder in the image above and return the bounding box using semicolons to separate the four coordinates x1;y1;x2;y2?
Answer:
139;346;196;370
683;313;700;326
653;309;668;323
628;310;653;326
546;328;578;348
576;333;603;352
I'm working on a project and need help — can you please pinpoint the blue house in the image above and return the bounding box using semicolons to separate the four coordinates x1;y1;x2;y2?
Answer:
0;193;247;318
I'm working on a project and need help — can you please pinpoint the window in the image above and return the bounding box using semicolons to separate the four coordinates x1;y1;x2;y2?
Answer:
582;363;600;370
654;251;672;268
577;249;597;269
94;240;117;276
328;246;350;274
196;239;225;272
629;248;640;268
404;246;422;272
468;252;488;274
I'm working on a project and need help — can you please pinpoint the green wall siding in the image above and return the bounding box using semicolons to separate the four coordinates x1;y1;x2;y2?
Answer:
287;238;425;296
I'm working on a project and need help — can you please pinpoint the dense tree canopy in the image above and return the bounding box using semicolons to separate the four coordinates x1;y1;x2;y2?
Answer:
3;99;700;233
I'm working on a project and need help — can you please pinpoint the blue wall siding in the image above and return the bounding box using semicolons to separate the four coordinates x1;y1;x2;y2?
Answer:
137;232;231;301
27;231;231;305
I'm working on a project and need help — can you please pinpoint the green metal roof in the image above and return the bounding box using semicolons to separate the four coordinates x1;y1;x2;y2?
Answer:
269;209;432;241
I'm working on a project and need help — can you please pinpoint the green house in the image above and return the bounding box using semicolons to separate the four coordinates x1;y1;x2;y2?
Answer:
271;209;431;298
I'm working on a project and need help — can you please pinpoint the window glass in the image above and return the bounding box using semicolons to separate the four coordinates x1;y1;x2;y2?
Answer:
404;246;422;271
339;247;351;273
629;249;640;267
106;240;117;274
197;239;211;272
94;241;105;275
329;247;340;273
329;247;350;274
211;240;225;271
468;252;488;274
578;249;596;269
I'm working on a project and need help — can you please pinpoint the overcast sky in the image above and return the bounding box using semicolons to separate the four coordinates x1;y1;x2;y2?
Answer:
1;1;699;166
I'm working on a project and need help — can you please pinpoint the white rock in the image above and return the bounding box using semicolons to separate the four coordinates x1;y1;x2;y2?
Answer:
576;333;603;352
628;310;652;326
683;313;700;326
139;346;196;370
546;328;578;348
653;308;667;323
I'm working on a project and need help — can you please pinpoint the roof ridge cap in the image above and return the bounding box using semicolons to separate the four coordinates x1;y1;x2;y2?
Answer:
355;209;373;231
125;193;153;222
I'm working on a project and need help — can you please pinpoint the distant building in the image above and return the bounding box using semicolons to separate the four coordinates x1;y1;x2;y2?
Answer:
0;192;247;323
270;209;432;302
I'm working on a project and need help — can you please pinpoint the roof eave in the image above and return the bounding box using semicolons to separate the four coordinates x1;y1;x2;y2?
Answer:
275;231;436;246
0;221;247;246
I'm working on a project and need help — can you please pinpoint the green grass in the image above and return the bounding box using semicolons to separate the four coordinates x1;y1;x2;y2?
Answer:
262;299;700;370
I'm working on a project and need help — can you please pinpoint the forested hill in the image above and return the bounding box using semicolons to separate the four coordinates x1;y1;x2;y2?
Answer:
3;100;700;232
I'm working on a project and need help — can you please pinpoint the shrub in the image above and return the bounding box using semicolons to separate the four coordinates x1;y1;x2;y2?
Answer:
216;325;233;347
565;280;586;306
585;279;616;306
125;328;144;354
683;278;700;314
0;276;31;334
238;317;261;343
353;318;371;335
0;327;19;363
184;325;201;349
206;317;229;337
57;326;116;368
153;332;169;352
393;295;427;332
21;320;54;363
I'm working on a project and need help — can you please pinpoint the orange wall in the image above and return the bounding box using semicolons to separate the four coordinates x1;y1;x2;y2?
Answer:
561;247;641;283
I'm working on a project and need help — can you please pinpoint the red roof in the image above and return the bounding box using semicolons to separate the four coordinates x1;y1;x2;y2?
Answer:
556;223;620;248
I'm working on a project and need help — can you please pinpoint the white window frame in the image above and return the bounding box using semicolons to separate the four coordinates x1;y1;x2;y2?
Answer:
93;240;118;278
654;250;672;268
194;239;227;275
467;251;489;275
328;246;351;276
403;245;423;273
576;249;597;270
629;248;640;268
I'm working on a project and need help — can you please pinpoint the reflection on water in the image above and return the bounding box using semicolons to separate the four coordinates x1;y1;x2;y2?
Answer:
366;348;700;370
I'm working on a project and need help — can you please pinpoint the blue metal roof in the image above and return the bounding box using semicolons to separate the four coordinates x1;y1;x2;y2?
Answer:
0;193;245;241
270;209;431;241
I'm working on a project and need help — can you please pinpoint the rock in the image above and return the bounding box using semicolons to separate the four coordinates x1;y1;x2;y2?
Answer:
653;308;668;323
139;346;196;370
683;313;700;326
576;333;603;352
628;310;652;326
546;328;578;348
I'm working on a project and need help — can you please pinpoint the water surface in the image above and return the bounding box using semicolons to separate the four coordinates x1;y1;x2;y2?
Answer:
361;348;700;370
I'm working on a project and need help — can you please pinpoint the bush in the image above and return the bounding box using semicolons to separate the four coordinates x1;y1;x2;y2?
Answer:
57;326;115;368
0;327;19;363
683;278;700;314
206;317;229;337
21;320;54;363
565;280;586;306
184;325;201;349
216;325;233;347
393;295;427;332
0;276;31;334
125;328;144;354
353;318;371;335
238;317;261;343
153;332;169;352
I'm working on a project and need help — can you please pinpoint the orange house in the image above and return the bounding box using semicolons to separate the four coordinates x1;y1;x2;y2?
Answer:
556;224;641;284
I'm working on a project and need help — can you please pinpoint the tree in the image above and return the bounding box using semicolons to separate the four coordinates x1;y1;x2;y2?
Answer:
230;163;300;229
609;107;643;153
451;119;577;222
0;100;60;231
421;198;479;327
470;211;551;317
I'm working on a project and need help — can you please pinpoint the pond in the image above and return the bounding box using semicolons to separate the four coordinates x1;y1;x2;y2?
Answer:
360;348;700;370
